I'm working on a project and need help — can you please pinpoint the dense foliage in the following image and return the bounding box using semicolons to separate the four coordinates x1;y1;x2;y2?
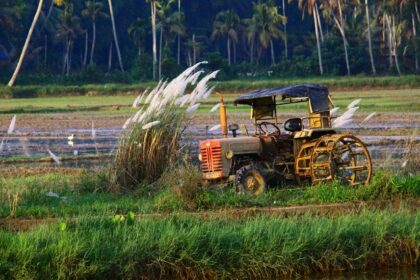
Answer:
0;0;419;84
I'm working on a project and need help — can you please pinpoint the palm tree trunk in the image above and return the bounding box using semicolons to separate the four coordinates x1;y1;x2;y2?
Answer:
343;37;351;76
151;1;157;80
177;0;181;65
392;16;401;76
227;37;231;65
159;27;163;80
192;33;196;65
41;0;54;30
233;42;237;64
313;6;324;75
385;15;393;68
83;31;88;67
250;36;254;64
270;40;275;65
365;0;376;75
412;13;418;73
282;0;288;59
337;1;350;76
89;20;96;64
315;4;324;42
108;41;113;72
67;40;73;76
107;0;124;72
62;40;69;75
8;0;44;87
44;34;48;67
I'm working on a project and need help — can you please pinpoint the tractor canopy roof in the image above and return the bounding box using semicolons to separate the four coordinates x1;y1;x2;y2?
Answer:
234;84;332;114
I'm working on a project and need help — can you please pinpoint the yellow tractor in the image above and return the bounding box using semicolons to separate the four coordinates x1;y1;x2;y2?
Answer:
199;85;372;194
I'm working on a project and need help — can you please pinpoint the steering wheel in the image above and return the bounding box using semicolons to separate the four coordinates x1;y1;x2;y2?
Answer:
257;122;281;138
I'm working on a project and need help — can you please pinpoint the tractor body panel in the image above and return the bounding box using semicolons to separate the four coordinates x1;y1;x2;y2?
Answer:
200;137;261;180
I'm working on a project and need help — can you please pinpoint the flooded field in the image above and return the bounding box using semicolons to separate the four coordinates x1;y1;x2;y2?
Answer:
0;111;418;170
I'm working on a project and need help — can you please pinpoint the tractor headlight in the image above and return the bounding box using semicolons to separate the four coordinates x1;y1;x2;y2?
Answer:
198;153;202;161
225;150;234;160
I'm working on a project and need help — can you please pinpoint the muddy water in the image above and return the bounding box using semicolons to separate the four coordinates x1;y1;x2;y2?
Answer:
0;124;418;169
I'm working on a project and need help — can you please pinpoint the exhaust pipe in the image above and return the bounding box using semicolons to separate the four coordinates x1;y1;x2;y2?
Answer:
216;92;228;138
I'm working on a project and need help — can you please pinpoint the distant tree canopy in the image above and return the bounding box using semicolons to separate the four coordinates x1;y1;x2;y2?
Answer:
0;0;419;84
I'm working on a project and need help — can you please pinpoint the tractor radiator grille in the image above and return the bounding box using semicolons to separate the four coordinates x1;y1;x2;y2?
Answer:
201;146;222;173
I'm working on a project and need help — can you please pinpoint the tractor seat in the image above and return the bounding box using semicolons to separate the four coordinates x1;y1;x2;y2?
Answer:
284;118;303;132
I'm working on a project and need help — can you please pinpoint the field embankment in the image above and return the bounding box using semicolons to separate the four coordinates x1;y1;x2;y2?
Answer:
0;75;419;98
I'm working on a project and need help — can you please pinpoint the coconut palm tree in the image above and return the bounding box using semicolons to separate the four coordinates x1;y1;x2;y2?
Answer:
245;3;285;65
156;0;185;79
128;18;147;57
147;0;159;80
296;0;324;75
212;10;241;65
322;0;352;76
281;0;288;59
55;2;83;75
107;0;124;72
7;0;44;87
362;0;377;75
81;0;108;65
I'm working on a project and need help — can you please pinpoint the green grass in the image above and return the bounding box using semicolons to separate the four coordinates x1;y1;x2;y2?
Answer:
1;75;419;99
0;208;418;279
1;170;418;219
0;89;418;115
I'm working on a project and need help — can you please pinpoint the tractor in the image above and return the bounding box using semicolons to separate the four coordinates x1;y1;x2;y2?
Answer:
198;84;372;195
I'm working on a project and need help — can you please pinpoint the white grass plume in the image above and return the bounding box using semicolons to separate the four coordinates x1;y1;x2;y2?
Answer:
0;138;4;153
210;103;221;113
209;124;221;131
401;160;408;168
347;99;361;109
122;117;132;129
330;107;340;116
48;149;61;165
361;112;376;123
186;103;200;113
142;120;160;130
333;101;360;128
7;115;16;134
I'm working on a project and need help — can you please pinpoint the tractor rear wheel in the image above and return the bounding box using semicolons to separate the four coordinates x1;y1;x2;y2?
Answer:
235;164;267;196
311;135;372;185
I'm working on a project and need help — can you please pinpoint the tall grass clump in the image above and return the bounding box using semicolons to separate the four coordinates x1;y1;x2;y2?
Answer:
0;209;418;279
112;62;218;190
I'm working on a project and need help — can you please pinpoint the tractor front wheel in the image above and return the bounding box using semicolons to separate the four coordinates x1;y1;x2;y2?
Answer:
235;165;267;196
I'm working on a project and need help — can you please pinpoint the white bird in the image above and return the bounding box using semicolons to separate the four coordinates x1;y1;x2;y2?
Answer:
67;134;74;141
7;115;16;134
47;149;61;165
68;140;74;147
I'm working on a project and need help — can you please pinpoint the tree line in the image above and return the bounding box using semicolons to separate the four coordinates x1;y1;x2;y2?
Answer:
0;0;418;86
